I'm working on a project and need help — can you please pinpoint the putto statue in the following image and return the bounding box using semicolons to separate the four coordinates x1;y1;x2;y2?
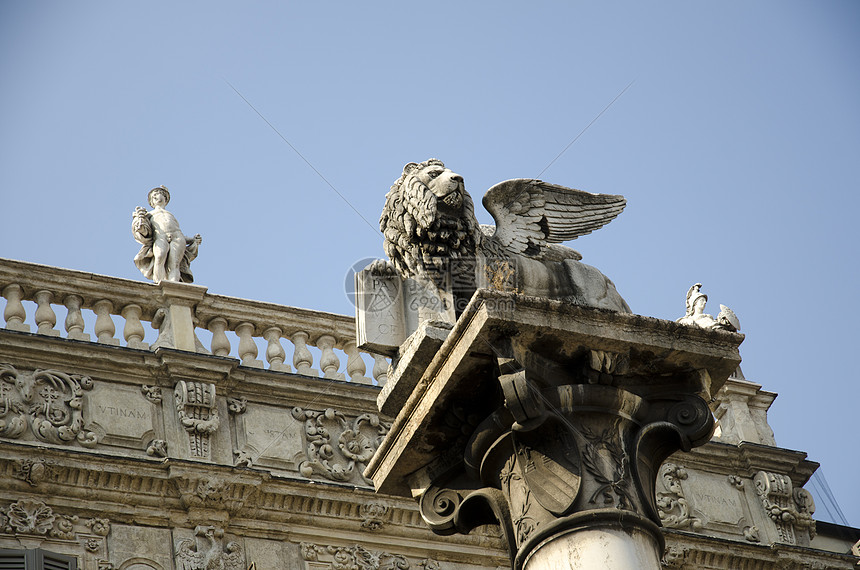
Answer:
378;159;629;314
676;283;740;331
132;186;202;284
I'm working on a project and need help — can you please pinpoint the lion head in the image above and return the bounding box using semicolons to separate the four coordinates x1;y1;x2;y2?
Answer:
380;159;479;286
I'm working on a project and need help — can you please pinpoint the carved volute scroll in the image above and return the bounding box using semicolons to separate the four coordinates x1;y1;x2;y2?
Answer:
753;470;816;545
367;292;743;570
174;380;219;458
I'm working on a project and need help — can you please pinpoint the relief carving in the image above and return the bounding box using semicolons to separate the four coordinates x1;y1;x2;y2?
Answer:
227;397;247;414
291;407;389;485
0;499;111;551
175;381;219;458
13;458;56;486
0;364;98;447
234;449;253;468
300;542;438;570
753;470;816;544
147;439;168;458
173;476;258;514
141;385;163;404
359;503;389;531
176;525;244;570
655;463;702;530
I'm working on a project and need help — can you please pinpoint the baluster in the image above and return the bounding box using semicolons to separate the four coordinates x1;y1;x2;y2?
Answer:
344;342;370;384
63;294;90;341
34;290;60;336
317;335;344;380
235;322;263;368
263;326;290;372
372;354;390;387
207;317;231;357
121;304;148;349
2;284;30;332
93;299;119;345
291;331;318;377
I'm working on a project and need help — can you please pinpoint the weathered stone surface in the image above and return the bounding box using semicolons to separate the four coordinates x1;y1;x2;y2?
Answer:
237;404;304;470
377;320;451;416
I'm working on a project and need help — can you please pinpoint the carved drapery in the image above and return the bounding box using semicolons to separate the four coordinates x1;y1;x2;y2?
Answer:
0;364;98;447
300;542;439;570
753;470;816;545
174;380;219;458
292;407;389;485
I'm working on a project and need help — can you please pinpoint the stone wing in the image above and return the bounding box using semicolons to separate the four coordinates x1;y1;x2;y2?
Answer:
482;179;626;257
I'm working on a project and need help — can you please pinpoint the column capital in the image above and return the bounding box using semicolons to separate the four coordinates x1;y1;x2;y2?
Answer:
366;291;744;568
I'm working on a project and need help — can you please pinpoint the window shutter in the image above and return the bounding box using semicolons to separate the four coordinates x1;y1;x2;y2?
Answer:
0;549;27;570
0;550;77;570
35;551;77;570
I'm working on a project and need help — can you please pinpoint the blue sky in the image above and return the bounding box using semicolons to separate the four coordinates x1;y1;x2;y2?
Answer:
1;2;858;525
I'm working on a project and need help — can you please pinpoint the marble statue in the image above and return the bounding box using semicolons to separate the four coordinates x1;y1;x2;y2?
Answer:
376;159;630;314
676;283;740;331
132;186;202;284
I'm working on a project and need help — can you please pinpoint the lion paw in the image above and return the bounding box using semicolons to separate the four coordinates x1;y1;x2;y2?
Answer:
367;259;397;277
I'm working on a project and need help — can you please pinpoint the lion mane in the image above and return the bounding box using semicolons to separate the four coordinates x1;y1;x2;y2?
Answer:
380;159;481;287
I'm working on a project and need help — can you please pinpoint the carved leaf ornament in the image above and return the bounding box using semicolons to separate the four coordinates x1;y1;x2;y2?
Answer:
0;364;98;446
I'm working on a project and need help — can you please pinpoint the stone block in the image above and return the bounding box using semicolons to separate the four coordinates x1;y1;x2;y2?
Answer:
377;320;452;416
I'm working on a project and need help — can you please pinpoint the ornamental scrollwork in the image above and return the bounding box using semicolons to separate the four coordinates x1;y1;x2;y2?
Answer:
300;542;435;570
656;463;702;530
753;470;816;544
13;458;56;486
175;380;219;458
0;364;98;447
0;499;111;544
291;407;389;485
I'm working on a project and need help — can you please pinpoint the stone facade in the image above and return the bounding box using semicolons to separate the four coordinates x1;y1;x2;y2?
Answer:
1;258;858;569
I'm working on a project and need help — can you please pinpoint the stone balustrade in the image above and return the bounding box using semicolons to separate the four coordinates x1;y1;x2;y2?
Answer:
0;258;388;386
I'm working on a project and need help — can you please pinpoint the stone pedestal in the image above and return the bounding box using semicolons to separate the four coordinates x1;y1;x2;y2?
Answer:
365;291;743;569
152;281;208;353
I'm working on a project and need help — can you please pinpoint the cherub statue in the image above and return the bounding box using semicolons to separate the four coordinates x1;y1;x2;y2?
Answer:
132;186;202;284
676;283;739;331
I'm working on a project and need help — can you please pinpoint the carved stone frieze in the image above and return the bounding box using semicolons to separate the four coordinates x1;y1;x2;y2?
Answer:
359;502;389;531
300;542;439;570
13;458;56;486
291;407;389;485
172;475;258;514
174;380;219;458
753;470;816;545
661;545;690;568
0;364;98;447
175;525;244;570
0;499;110;555
656;463;702;530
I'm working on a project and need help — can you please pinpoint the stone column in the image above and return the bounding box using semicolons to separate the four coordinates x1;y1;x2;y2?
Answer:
365;291;743;570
